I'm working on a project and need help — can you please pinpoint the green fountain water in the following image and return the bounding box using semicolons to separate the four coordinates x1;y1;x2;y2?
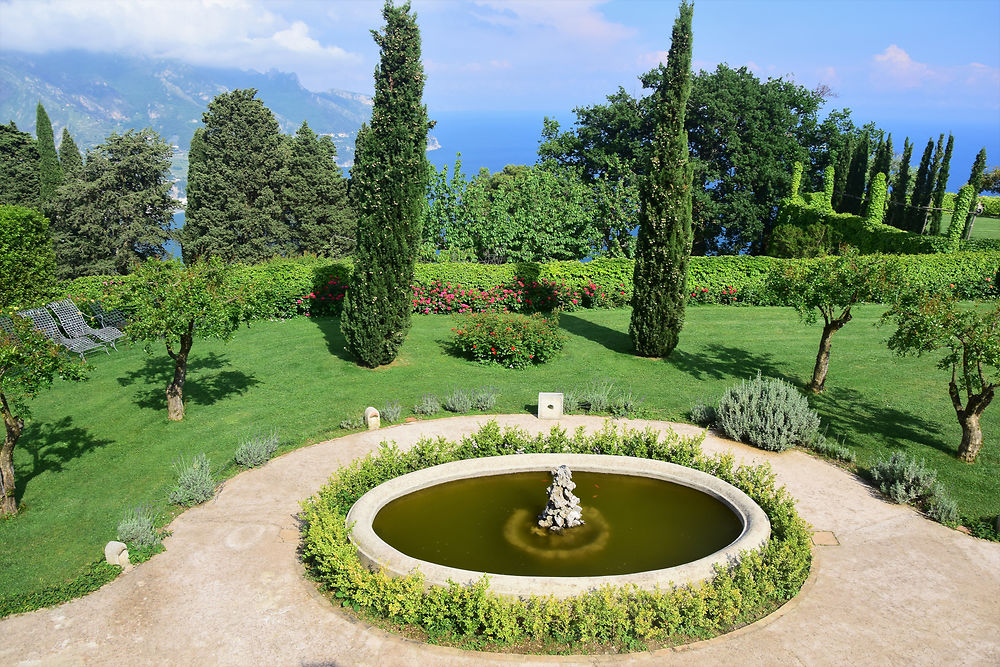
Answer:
372;470;742;577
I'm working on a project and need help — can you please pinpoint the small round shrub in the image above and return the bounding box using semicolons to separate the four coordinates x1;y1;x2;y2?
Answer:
380;401;402;424
689;399;716;426
116;504;159;548
449;311;564;368
869;451;940;504
470;386;499;410
168;453;216;506
715;373;821;452
412;394;441;416
443;388;473;413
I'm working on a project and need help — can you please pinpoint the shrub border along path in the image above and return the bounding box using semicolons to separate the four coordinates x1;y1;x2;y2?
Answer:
2;415;998;665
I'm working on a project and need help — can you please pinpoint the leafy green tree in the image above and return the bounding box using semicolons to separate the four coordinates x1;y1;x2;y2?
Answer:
776;250;885;392
630;0;693;358
49;129;175;278
907;138;935;232
58;128;83;178
421;154;469;258
591;154;639;257
108;259;239;421
458;164;594;262
0;205;57;308
885;137;913;229
538;64;832;255
182;89;287;263
1;316;87;515
35;103;62;208
842;131;869;215
980;165;999;195
283;120;355;257
884;291;999;463
0;122;40;209
929;134;954;235
341;1;429;367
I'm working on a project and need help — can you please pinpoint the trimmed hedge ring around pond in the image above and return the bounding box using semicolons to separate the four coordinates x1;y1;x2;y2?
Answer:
300;420;812;653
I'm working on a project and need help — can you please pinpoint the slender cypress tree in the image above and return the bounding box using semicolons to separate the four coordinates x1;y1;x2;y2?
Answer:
863;134;892;215
964;147;988;238
832;135;853;213
929;133;954;235
907;138;935;232
629;1;694;358
341;1;429;367
58;127;83;178
843;132;869;215
35;102;62;207
886;137;913;229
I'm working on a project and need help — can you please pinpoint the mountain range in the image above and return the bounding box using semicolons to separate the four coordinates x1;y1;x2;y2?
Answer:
0;50;374;192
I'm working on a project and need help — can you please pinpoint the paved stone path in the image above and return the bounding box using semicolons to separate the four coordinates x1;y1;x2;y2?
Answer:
3;416;999;666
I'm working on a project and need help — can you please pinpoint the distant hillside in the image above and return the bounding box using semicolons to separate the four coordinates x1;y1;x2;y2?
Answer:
0;50;373;193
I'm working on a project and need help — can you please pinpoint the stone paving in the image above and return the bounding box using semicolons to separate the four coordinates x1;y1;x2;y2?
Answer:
3;415;999;666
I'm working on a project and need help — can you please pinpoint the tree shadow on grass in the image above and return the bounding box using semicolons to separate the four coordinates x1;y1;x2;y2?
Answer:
14;416;114;503
116;352;261;411
309;316;355;363
666;344;791;383
559;313;633;354
810;385;952;457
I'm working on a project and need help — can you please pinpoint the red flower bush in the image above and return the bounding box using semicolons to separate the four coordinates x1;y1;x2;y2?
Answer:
449;311;564;368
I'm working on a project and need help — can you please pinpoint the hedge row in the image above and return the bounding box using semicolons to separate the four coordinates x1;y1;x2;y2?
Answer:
51;252;999;321
942;192;1000;217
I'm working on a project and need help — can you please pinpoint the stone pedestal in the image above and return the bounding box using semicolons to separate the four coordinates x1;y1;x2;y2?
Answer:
364;406;380;430
538;392;564;419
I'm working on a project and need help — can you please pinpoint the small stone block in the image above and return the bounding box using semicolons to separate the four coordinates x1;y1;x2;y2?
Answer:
811;530;839;546
104;541;127;565
118;549;131;568
404;416;417;423
364;406;380;430
538;392;563;419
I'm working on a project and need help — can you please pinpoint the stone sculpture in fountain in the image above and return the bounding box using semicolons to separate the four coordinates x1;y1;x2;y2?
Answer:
537;464;585;531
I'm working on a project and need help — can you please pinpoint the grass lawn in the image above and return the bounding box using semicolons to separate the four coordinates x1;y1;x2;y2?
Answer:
938;213;999;240
1;305;997;598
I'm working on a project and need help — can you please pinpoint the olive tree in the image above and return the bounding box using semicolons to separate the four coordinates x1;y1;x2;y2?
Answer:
109;258;239;420
883;293;999;463
0;317;87;515
775;250;885;392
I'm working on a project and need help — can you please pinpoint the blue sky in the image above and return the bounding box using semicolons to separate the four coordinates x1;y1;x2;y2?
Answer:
1;0;997;130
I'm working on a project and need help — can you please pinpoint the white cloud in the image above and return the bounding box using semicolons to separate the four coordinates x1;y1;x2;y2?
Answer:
0;0;362;86
870;44;1000;94
471;0;633;45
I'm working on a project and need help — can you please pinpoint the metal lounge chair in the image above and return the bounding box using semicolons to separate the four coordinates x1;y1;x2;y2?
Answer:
88;300;129;329
17;307;108;359
49;299;125;350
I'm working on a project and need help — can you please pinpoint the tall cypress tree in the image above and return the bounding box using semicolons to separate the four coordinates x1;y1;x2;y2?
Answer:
843;132;869;215
341;1;429;367
964;147;988;237
181;89;287;263
58;127;83;178
35;102;62;207
929;133;954;235
886;137;913;229
832;135;853;213
283;120;356;257
629;1;694;358
907;138;935;232
863;134;892;215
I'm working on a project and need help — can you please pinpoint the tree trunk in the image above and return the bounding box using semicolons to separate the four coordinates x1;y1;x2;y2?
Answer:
957;412;983;463
808;318;847;393
166;329;193;422
0;392;24;516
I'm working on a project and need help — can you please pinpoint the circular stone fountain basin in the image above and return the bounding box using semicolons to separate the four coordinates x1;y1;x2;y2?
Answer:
346;454;771;598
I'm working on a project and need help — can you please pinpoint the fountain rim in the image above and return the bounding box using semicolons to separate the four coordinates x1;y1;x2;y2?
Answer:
346;453;772;598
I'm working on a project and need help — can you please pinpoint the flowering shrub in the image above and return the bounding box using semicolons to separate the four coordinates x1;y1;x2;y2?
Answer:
449;311;564;368
301;274;348;316
688;283;740;305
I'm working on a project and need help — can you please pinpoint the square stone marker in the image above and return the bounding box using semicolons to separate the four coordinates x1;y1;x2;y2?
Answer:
538;392;564;419
812;530;840;546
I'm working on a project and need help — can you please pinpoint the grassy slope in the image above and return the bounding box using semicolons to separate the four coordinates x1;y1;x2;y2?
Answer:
1;305;997;597
939;213;999;240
